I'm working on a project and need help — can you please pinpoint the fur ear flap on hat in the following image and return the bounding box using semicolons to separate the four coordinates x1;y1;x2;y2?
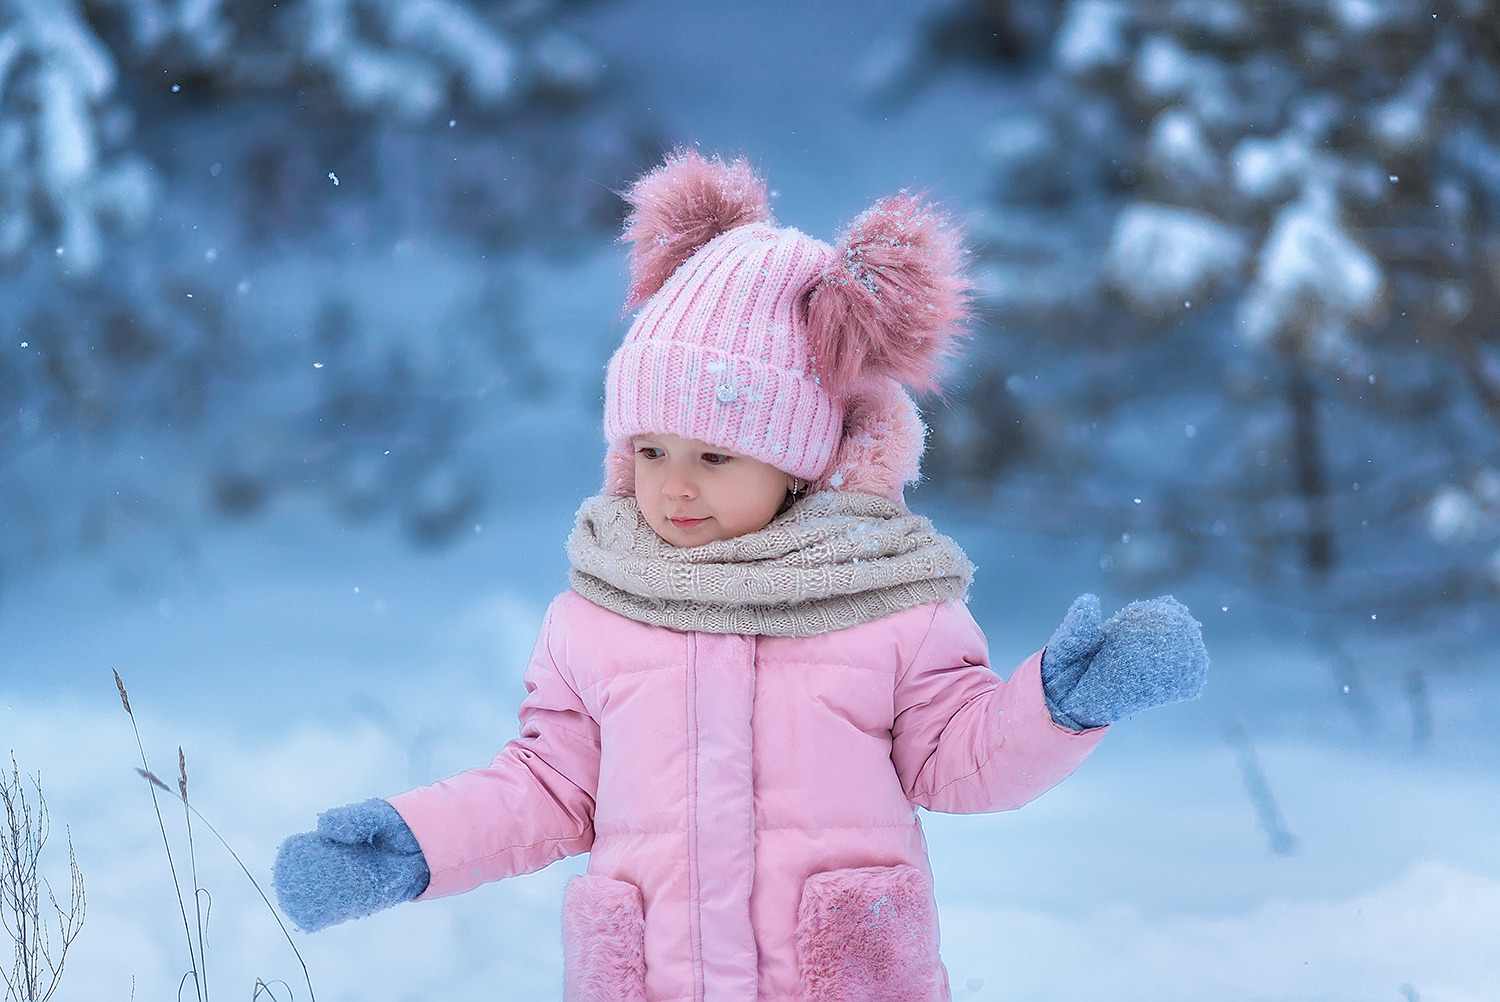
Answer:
621;149;773;309
813;379;927;503
805;193;969;399
604;443;634;497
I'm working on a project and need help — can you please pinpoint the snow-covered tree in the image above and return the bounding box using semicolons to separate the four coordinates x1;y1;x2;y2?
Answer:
1;0;606;277
885;0;1500;641
0;0;649;592
0;0;155;274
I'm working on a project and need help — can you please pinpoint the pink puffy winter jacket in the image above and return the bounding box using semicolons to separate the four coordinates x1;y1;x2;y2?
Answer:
388;590;1104;1002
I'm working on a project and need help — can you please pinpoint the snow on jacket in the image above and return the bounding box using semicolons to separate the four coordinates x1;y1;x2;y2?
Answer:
387;589;1104;1002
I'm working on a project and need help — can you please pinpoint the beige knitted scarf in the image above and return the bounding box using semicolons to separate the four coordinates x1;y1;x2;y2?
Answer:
566;491;974;637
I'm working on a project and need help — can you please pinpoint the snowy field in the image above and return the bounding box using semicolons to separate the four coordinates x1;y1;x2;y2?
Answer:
4;1;1500;1000
6;477;1499;1002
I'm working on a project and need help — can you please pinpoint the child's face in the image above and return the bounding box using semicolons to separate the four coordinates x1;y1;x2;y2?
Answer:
632;433;794;546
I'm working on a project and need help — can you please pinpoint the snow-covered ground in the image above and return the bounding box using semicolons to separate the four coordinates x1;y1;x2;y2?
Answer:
4;1;1498;1000
8;480;1498;1002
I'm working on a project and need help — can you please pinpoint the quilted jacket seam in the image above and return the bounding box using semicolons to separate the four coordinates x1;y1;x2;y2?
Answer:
759;659;891;675
892;602;945;691
927;702;1048;801
430;832;591;876
592;826;690;837
755;820;917;833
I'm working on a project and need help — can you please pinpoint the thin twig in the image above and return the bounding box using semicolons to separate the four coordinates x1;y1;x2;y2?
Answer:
1;753;84;1002
37;829;85;1001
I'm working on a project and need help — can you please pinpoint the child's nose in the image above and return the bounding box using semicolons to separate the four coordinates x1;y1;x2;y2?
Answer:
662;466;697;498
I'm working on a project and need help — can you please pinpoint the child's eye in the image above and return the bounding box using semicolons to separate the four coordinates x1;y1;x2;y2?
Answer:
637;447;663;460
701;453;730;465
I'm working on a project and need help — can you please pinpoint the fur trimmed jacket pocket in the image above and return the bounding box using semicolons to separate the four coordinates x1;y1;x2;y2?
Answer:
562;874;648;1002
796;864;942;1002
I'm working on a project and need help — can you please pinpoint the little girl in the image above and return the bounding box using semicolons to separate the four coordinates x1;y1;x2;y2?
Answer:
273;150;1208;1002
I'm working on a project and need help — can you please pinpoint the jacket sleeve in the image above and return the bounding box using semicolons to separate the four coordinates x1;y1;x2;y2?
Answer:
890;599;1105;814
387;599;601;899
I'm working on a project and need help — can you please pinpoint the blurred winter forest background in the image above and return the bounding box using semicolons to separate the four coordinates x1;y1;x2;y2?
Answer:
5;0;1500;662
3;1;1500;999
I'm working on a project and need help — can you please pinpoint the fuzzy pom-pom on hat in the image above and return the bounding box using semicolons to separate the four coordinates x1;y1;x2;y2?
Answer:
806;193;969;398
621;150;772;309
604;149;970;502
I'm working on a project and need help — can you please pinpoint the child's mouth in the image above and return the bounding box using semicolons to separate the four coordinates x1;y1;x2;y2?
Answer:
669;517;708;528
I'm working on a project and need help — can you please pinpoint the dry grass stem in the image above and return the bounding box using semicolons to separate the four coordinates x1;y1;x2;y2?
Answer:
114;670;203;1000
113;671;316;1002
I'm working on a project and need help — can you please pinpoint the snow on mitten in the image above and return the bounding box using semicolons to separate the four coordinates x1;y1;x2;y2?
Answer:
272;797;430;932
1040;593;1208;731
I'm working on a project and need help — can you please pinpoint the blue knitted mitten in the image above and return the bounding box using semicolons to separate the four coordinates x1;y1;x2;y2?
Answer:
272;797;431;933
1040;593;1208;731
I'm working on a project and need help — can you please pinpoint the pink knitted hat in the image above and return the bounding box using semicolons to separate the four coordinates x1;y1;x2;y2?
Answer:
603;150;969;501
